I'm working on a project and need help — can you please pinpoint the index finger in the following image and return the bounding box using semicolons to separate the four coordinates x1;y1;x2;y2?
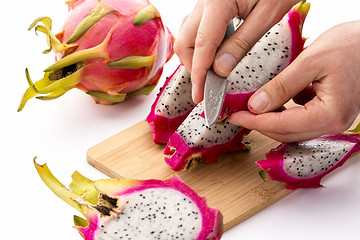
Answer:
191;1;237;103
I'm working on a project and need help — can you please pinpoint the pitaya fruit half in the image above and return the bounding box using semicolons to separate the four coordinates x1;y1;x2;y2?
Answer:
256;133;360;190
146;65;195;144
34;159;223;239
18;0;174;111
164;102;251;171
218;2;309;119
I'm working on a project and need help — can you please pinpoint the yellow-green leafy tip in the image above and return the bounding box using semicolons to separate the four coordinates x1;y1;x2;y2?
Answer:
86;91;127;103
134;5;160;26
258;170;270;182
108;55;156;70
67;1;114;44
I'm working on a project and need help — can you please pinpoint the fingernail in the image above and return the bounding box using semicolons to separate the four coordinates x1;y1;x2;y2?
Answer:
215;53;237;74
192;83;200;104
192;85;197;103
249;91;269;112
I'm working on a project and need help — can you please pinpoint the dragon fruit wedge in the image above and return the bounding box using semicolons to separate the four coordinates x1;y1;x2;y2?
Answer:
146;65;195;144
18;0;174;111
164;102;251;171
146;20;236;144
256;133;360;190
218;2;309;119
34;159;223;239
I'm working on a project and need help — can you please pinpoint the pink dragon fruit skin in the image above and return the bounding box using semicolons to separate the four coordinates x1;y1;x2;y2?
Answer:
256;133;360;190
34;160;223;239
18;0;174;111
218;2;309;119
146;65;195;144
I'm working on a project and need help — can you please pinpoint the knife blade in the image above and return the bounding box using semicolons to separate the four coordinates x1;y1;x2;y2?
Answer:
204;69;228;126
204;20;235;127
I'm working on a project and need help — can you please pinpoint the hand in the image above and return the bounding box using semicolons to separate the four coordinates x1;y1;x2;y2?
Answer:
228;21;360;142
174;0;301;103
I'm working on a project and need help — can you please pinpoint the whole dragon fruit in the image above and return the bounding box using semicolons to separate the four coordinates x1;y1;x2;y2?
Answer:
146;65;195;144
34;159;223;239
218;2;309;119
257;133;360;190
164;102;250;171
18;0;174;111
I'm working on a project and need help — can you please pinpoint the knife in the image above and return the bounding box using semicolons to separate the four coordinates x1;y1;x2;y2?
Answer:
204;20;235;127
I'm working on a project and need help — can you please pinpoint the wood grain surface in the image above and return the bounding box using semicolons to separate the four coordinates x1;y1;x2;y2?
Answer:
87;120;291;231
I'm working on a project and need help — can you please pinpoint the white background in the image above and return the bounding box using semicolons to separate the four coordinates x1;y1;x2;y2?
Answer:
2;0;360;239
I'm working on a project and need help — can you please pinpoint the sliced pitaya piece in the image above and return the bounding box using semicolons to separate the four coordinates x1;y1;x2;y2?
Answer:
146;20;236;144
34;159;223;239
219;2;309;119
256;133;360;190
146;65;195;144
164;102;250;171
18;0;174;111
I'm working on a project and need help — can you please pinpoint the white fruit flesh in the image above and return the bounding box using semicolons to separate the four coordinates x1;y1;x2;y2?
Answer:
95;187;202;240
283;139;355;179
227;22;292;93
155;65;193;118
176;102;243;147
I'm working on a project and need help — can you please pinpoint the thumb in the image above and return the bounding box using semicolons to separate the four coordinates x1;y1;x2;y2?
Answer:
247;57;317;114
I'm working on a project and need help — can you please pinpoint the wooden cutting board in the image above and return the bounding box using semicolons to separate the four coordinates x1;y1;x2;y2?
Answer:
87;120;291;231
87;112;360;231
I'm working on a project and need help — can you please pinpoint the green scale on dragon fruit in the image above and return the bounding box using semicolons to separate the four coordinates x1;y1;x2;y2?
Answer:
257;133;360;190
164;102;251;171
34;160;223;240
146;65;195;144
18;0;175;111
218;2;309;120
